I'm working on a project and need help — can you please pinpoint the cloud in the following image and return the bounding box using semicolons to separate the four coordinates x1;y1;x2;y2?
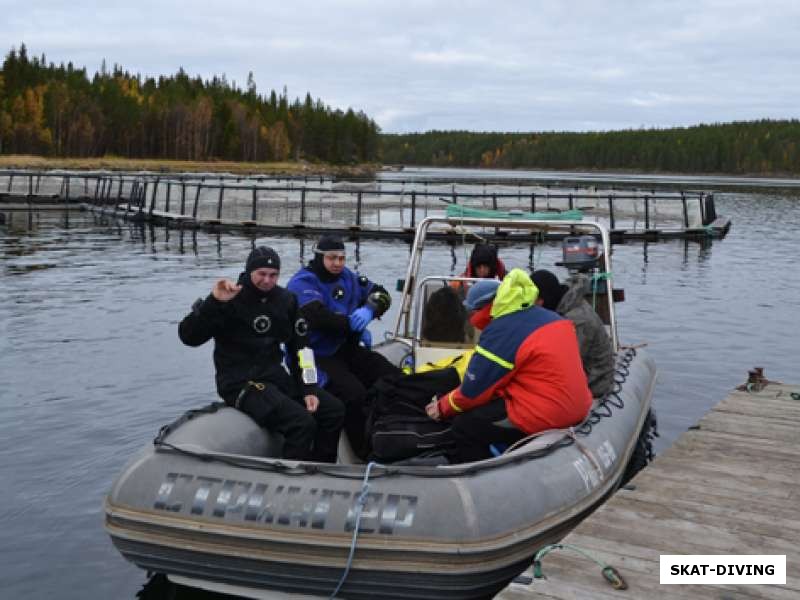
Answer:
2;0;799;132
411;50;517;70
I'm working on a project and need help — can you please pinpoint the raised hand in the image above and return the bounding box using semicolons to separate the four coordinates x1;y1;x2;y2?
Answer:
212;279;242;302
348;305;374;332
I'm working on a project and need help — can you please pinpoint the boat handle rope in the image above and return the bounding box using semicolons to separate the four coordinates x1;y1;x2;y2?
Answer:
533;543;627;590
329;460;381;599
575;347;635;435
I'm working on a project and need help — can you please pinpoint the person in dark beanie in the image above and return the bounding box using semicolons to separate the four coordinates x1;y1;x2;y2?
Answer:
465;243;507;280
178;246;345;462
287;234;400;458
450;243;507;295
531;269;614;398
528;269;566;311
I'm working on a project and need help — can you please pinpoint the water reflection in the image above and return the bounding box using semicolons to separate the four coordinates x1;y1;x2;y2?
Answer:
3;195;800;599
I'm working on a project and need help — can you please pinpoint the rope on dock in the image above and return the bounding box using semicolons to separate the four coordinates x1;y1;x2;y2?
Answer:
532;543;627;590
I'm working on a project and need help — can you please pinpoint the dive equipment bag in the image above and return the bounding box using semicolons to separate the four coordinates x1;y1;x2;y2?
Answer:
366;368;460;462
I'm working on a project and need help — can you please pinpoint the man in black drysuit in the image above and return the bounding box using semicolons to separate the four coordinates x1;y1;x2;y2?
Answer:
178;246;344;462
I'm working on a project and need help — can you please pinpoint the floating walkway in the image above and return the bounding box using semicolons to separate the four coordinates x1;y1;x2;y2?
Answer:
497;376;799;599
0;169;732;242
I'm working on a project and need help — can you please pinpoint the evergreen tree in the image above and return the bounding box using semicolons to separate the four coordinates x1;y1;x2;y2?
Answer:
0;44;380;163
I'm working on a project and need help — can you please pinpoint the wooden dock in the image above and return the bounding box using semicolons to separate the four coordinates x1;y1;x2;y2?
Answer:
497;380;800;599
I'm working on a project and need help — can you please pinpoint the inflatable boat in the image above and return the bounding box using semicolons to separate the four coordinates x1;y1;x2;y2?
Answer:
105;217;657;599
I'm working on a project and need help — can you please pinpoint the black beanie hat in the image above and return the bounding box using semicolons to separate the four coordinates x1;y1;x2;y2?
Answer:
246;246;281;273
530;269;565;311
470;244;497;269
315;234;345;253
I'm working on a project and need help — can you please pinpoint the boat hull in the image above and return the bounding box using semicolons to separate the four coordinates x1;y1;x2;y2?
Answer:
105;348;656;599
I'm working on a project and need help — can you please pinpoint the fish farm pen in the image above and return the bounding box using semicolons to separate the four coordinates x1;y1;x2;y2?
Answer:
0;169;732;243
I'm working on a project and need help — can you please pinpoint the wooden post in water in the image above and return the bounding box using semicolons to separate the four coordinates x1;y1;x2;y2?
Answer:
608;195;616;230
568;193;574;211
356;191;362;226
28;173;33;197
139;182;148;214
165;182;171;213
697;193;705;224
35;174;41;193
193;184;202;219
410;191;417;228
644;194;650;230
492;194;498;210
94;176;101;202
65;175;70;208
704;193;717;225
180;182;186;216
300;189;306;224
681;192;689;228
531;193;536;213
149;178;159;216
251;188;258;222
7;174;12;193
216;185;224;220
128;181;137;212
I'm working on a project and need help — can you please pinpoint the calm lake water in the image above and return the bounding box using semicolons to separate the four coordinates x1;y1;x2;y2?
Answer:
2;179;799;598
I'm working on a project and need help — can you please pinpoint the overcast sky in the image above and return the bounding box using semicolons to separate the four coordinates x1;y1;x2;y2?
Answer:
3;1;799;133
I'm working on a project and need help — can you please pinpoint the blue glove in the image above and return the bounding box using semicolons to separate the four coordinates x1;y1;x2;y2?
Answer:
360;328;372;348
348;306;373;332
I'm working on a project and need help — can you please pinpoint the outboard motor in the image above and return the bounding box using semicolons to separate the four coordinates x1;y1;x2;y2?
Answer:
559;235;605;295
560;235;601;273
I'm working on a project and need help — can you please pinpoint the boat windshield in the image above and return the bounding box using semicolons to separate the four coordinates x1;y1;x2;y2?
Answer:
393;217;617;352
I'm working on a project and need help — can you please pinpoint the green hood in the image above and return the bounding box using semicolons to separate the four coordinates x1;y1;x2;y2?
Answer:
490;268;539;318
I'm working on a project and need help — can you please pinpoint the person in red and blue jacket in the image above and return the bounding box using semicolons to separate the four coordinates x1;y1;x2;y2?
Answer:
426;269;592;463
287;234;400;457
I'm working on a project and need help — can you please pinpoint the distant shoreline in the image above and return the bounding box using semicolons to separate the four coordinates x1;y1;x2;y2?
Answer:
385;163;800;180
0;155;378;178
5;156;798;183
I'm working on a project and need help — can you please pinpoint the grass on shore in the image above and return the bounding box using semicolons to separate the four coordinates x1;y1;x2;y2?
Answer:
0;155;378;178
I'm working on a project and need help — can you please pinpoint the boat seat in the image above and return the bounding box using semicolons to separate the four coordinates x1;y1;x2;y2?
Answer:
163;406;284;457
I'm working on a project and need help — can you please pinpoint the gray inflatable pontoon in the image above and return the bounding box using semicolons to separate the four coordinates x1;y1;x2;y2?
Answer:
105;347;655;599
105;218;657;599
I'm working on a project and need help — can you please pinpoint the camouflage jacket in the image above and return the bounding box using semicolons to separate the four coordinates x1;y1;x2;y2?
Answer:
556;275;614;398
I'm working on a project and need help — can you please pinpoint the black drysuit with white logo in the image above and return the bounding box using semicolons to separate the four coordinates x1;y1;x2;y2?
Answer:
178;272;344;462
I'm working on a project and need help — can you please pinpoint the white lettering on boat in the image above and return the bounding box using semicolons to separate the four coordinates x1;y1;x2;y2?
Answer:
573;455;600;491
153;472;417;534
596;440;616;470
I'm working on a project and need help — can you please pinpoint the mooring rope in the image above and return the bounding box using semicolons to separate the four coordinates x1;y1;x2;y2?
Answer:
533;543;627;590
329;460;380;599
